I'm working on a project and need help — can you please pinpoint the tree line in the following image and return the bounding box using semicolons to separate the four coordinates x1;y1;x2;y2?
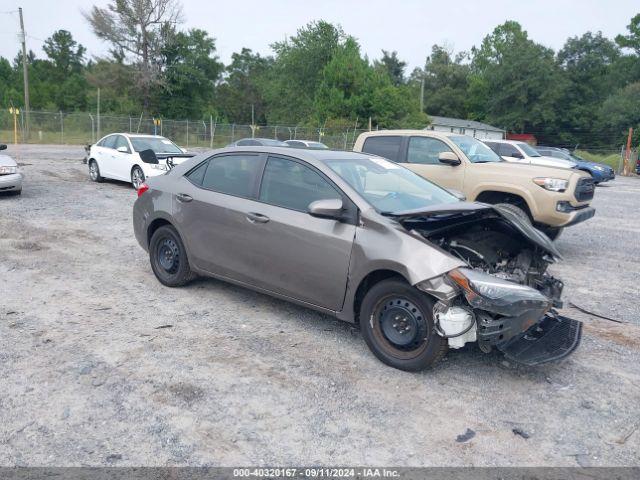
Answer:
1;0;639;149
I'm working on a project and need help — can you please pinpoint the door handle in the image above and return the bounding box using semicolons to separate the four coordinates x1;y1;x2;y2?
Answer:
176;193;193;203
246;212;270;224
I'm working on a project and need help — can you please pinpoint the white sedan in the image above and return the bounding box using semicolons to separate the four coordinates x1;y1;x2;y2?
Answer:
88;133;191;189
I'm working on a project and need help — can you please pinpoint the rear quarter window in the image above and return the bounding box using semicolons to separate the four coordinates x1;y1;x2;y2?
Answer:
361;136;402;162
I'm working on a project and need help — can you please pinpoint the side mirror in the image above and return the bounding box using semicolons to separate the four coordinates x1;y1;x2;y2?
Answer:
447;189;466;201
438;151;461;166
116;146;129;153
308;198;344;220
0;144;7;151
139;149;158;164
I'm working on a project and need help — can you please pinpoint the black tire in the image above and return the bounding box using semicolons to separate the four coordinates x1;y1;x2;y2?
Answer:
359;279;447;371
494;202;531;225
149;225;194;287
131;165;145;190
89;159;103;182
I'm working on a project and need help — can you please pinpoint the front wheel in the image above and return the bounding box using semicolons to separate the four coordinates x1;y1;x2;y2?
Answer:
359;279;447;371
149;225;194;287
131;166;145;190
89;159;103;182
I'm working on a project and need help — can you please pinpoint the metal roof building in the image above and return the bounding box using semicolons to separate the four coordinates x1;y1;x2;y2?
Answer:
425;115;505;140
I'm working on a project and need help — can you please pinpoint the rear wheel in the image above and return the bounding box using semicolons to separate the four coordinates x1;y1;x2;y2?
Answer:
89;159;103;182
359;279;447;371
149;225;194;287
131;166;145;190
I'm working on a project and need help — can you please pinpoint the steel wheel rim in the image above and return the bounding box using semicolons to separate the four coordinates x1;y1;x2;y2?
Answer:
371;296;429;359
157;237;180;274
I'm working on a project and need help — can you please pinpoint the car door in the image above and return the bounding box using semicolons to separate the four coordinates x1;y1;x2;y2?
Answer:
249;155;356;310
112;135;134;181
96;135;118;178
402;136;466;191
173;152;266;285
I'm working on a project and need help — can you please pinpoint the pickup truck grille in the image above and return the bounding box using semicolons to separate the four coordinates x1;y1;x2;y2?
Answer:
574;177;594;202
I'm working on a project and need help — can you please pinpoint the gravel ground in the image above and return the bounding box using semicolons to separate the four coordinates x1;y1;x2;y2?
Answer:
0;144;639;467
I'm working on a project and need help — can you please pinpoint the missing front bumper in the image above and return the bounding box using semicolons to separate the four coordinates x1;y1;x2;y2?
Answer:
496;313;582;366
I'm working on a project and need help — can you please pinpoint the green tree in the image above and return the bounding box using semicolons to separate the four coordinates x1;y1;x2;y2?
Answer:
156;28;223;118
42;30;89;110
375;50;406;86
216;48;272;123
556;32;620;145
265;20;346;123
469;21;565;136
599;82;640;144
616;13;640;54
411;45;470;118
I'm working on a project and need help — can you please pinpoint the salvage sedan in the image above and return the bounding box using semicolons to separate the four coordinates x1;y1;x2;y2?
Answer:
133;147;582;371
0;144;23;195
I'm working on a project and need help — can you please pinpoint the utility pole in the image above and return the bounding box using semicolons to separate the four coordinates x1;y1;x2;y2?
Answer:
97;88;101;139
623;127;633;176
18;7;30;141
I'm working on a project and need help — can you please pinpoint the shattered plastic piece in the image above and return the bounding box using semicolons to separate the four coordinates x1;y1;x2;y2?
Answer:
455;428;476;443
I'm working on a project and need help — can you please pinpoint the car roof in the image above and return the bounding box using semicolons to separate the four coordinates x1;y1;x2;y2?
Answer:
483;139;523;144
220;146;370;161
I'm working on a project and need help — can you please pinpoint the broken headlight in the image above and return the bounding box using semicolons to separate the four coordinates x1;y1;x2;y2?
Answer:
447;268;551;316
533;177;568;192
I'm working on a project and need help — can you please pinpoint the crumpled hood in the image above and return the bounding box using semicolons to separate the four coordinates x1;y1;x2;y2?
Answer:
386;201;562;260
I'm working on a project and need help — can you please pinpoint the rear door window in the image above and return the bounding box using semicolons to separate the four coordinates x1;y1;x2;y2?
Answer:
259;156;341;212
201;154;263;198
185;161;209;186
361;136;402;162
407;137;453;164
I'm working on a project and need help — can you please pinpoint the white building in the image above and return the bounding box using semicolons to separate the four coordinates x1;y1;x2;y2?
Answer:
425;115;505;140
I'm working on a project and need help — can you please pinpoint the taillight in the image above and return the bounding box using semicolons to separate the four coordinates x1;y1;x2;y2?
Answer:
137;183;149;197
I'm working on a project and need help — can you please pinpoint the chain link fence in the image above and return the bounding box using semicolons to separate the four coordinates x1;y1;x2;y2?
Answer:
0;110;633;173
0;110;368;151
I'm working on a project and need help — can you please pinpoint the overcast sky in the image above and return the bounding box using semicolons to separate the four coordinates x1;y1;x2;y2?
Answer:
1;0;638;69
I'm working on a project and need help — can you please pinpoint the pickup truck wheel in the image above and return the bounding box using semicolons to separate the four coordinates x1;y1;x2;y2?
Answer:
359;279;447;371
149;225;195;287
494;203;532;225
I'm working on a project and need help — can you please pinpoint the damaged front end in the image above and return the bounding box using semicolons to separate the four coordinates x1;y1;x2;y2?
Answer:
392;203;582;366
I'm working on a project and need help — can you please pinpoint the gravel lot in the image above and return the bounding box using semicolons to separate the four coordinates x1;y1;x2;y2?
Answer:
1;144;639;467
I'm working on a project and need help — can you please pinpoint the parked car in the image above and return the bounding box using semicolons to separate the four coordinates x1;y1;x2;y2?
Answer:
535;146;615;184
484;139;577;170
87;133;194;189
133;146;582;371
227;138;289;147
0;144;23;195
284;139;329;149
354;130;595;240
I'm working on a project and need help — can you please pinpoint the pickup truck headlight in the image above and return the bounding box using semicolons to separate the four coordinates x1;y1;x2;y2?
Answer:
447;268;550;316
0;166;18;175
533;177;568;192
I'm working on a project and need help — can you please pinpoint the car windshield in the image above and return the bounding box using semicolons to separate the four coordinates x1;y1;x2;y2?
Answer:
518;142;541;157
449;135;502;163
130;136;182;154
324;156;458;214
